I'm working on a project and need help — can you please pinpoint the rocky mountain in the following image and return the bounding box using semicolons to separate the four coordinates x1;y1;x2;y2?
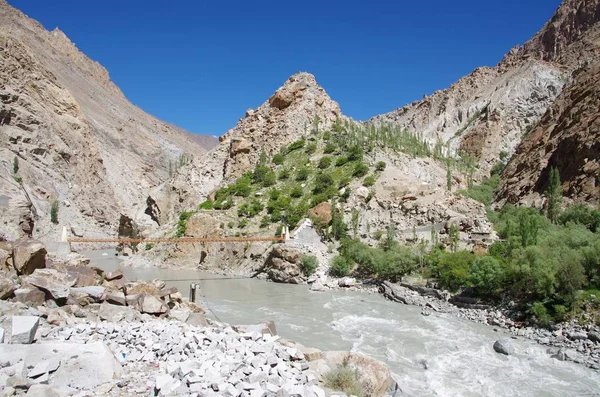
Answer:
0;1;208;240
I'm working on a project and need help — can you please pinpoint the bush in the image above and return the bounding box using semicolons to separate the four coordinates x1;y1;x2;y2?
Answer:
260;216;271;228
318;156;332;169
238;199;264;218
301;255;319;276
469;255;504;294
436;251;475;291
269;189;281;201
198;200;214;210
531;302;552;327
363;176;375;187
50;200;59;224
375;161;386;171
239;219;248;228
279;168;290;180
335;157;349;167
459;175;500;206
175;210;194;237
287;139;305;153
323;362;363;397
353;162;369;178
347;145;364;162
374;230;384;240
324;142;336;154
330;255;352;277
296;167;310;181
313;172;334;195
323;131;332;141
559;204;600;232
272;153;285;165
290;185;304;198
262;170;277;187
305;142;317;155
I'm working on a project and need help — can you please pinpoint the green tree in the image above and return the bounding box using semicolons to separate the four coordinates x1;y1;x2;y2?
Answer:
436;251;475;291
50;200;59;224
351;208;360;239
12;156;19;175
330;198;348;241
469;256;504;293
330;255;351;277
546;167;562;223
449;224;459;252
382;223;397;251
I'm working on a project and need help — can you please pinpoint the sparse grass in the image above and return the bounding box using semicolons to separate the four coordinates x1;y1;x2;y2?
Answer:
323;361;364;397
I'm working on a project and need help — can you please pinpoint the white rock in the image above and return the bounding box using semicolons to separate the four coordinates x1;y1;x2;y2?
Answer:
28;358;61;378
11;316;39;344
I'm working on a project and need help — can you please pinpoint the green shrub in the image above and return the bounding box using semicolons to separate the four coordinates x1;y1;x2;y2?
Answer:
260;216;271;228
363;176;375;187
272;153;285;165
374;230;384;240
301;255;319;276
491;162;505;176
559;204;600;232
287;139;305;153
347;145;364;162
324;142;336;154
269;189;281;201
275;225;283;237
318;156;332;169
305;142;317;155
436;251;475;291
335;157;349;167
323;362;363;397
313;172;334;195
375;161;386;171
252;164;271;185
12;156;19;175
50;200;59;224
290;185;304;198
296;167;310;181
279;168;290;180
198;200;214;210
323;131;332;141
531;302;552;327
145;243;155;250
469;255;504;293
459;175;500;206
239;219;248;228
338;176;351;188
238;199;264;218
262;170;277;187
227;221;234;228
175;210;194;237
330;255;352;277
353;162;369;178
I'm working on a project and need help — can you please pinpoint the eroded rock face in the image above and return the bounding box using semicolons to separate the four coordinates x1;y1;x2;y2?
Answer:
308;202;332;226
21;268;76;300
12;239;47;275
497;62;600;206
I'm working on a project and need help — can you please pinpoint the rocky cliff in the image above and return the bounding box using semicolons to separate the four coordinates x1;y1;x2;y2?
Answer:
497;61;600;205
0;1;208;240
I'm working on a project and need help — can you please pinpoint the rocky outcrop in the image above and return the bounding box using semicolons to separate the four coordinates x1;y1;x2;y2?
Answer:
12;239;46;275
497;62;600;205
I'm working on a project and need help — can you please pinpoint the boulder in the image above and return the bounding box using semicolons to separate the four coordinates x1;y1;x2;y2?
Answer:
14;288;45;306
66;266;99;287
125;281;160;296
70;286;106;301
230;137;253;155
27;358;61;378
21;269;76;300
0;247;12;271
493;339;515;355
11;316;39;344
186;312;208;327
338;277;356;288
355;186;370;200
262;246;304;284
12;240;46;275
310;280;327;292
308;202;332;226
0;275;16;299
98;302;136;322
104;291;126;306
587;331;600;343
233;320;278;336
105;269;123;281
137;294;168;315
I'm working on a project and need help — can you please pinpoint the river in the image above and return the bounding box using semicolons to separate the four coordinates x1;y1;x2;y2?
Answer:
85;250;600;396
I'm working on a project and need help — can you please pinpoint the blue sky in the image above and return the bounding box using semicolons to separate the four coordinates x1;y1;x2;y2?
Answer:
12;0;562;136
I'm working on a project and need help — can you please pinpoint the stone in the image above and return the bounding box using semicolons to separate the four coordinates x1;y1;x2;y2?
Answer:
310;280;327;292
587;331;600;343
12;240;46;275
138;294;168;314
105;270;123;281
493;339;515;355
104;291;126;306
0;342;123;389
307;202;332;226
14;288;45;306
338;277;356;288
126;281;160;296
186;312;208;327
98;302;136;322
0;276;16;300
26;385;62;397
11;316;39;344
65;266;99;287
27;358;61;378
71;286;106;301
169;308;190;322
21;269;76;300
355;186;370;200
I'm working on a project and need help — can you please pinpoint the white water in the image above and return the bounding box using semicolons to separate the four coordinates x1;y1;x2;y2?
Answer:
87;250;600;396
